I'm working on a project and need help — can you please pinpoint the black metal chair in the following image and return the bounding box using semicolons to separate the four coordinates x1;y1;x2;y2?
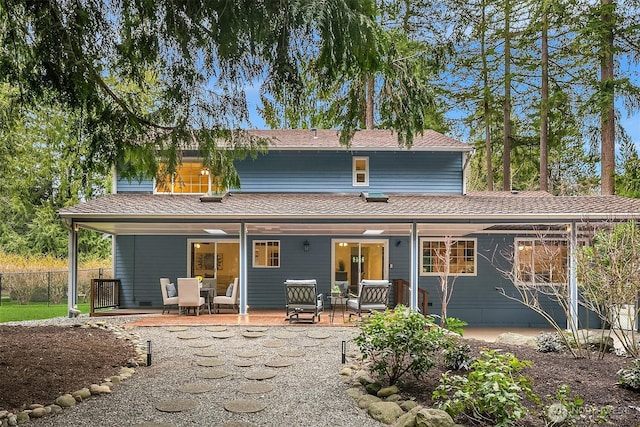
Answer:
346;280;391;320
284;279;324;323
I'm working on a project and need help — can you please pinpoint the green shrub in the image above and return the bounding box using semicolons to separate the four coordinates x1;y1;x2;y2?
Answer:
353;306;445;385
541;384;611;426
617;359;640;391
433;349;536;426
536;332;567;353
442;340;474;371
443;316;468;336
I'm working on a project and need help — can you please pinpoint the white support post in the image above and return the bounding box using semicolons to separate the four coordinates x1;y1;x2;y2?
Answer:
239;222;248;315
410;222;419;311
67;225;78;317
568;221;579;331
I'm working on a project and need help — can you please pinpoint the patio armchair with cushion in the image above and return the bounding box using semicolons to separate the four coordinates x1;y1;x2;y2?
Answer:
346;279;391;320
212;277;239;313
160;277;179;314
177;278;206;316
284;279;324;323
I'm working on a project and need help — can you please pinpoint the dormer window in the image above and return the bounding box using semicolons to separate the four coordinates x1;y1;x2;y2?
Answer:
353;156;369;187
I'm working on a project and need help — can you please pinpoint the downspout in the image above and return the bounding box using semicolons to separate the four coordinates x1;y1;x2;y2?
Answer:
410;222;419;311
568;221;579;331
239;222;248;315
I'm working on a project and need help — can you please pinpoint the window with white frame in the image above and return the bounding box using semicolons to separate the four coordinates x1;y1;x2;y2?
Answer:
515;239;568;285
420;238;477;276
353;156;369;186
253;240;280;268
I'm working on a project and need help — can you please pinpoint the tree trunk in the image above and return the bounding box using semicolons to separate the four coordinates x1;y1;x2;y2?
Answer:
540;6;549;192
366;77;374;130
482;1;493;191
600;0;615;195
503;0;512;191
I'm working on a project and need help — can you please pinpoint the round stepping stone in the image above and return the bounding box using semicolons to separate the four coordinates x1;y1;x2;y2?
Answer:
199;369;230;379
205;326;228;332
187;342;212;348
167;326;189;332
134;423;174;427
234;360;256;367
224;399;267;413
241;331;266;338
236;351;262;358
262;340;285;348
238;382;274;394
278;349;305;357
273;332;295;339
264;359;293;368
244;369;277;380
197;359;225;367
245;326;268;332
284;326;308;332
155;399;198;412
211;331;235;339
178;383;215;394
307;331;331;339
194;350;221;357
176;333;201;340
302;341;321;347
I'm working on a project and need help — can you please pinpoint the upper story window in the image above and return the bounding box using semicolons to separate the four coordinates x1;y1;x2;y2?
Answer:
353;156;369;187
420;238;477;276
515;239;568;286
253;240;280;268
155;161;224;194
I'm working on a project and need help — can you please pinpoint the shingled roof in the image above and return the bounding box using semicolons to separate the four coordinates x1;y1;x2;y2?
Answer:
246;129;472;152
60;192;640;221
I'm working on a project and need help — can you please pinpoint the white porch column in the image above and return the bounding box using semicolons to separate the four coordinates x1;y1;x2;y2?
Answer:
568;221;579;330
409;222;419;310
67;224;78;317
239;222;248;315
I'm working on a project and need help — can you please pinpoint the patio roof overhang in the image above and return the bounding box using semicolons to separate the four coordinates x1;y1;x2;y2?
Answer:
59;192;640;237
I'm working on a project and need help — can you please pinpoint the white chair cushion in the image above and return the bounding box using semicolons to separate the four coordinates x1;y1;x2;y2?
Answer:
166;283;177;298
226;284;234;297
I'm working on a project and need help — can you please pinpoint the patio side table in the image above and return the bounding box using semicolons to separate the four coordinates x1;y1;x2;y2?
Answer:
329;293;347;324
200;287;216;315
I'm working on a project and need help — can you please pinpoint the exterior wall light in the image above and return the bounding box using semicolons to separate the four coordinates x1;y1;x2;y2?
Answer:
303;240;310;252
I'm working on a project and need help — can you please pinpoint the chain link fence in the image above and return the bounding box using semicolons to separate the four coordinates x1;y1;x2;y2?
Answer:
0;268;113;306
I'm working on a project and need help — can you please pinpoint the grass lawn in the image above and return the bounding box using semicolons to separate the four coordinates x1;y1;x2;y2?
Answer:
0;298;91;323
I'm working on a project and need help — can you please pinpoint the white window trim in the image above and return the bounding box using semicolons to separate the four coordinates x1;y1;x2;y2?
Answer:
330;239;389;283
419;237;478;277
514;238;570;287
154;158;212;195
186;238;239;278
253;240;281;268
352;156;369;187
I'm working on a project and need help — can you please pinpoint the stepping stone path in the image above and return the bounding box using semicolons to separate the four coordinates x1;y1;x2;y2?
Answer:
241;331;266;338
178;383;215;394
176;333;201;340
245;327;268;332
238;382;274;394
211;331;235;339
197;359;225;367
199;369;230;379
244;369;277;380
278;349;305;357
187;342;213;348
301;341;321;347
307;331;331;339
233;360;256;367
223;399;267;413
155;399;198;412
205;326;228;332
262;340;285;348
236;351;262;358
194;350;221;357
273;332;295;339
264;359;293;368
167;326;189;332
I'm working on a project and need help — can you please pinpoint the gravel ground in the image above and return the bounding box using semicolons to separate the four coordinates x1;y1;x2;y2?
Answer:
21;317;383;427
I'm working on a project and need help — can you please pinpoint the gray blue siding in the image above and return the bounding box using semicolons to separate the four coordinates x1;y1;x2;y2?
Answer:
116;177;154;193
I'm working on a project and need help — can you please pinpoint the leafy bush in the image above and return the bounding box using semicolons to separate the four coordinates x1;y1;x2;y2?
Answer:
536;332;567;353
443;316;468;336
433;349;536;426
541;384;611;426
353;306;445;385
443;341;474;371
617;359;640;391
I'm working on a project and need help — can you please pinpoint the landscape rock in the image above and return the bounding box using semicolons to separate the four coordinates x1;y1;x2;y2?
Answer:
495;332;536;347
368;401;404;424
72;388;91;400
377;385;399;397
89;384;111;395
354;369;376;386
394;405;423;427
365;382;382;395
345;387;365;399
415;408;455;427
54;394;76;408
357;394;382;409
30;407;47;418
339;367;352;376
15;412;29;423
400;400;420;412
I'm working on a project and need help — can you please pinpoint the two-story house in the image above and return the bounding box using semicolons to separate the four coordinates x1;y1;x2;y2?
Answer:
60;129;640;327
